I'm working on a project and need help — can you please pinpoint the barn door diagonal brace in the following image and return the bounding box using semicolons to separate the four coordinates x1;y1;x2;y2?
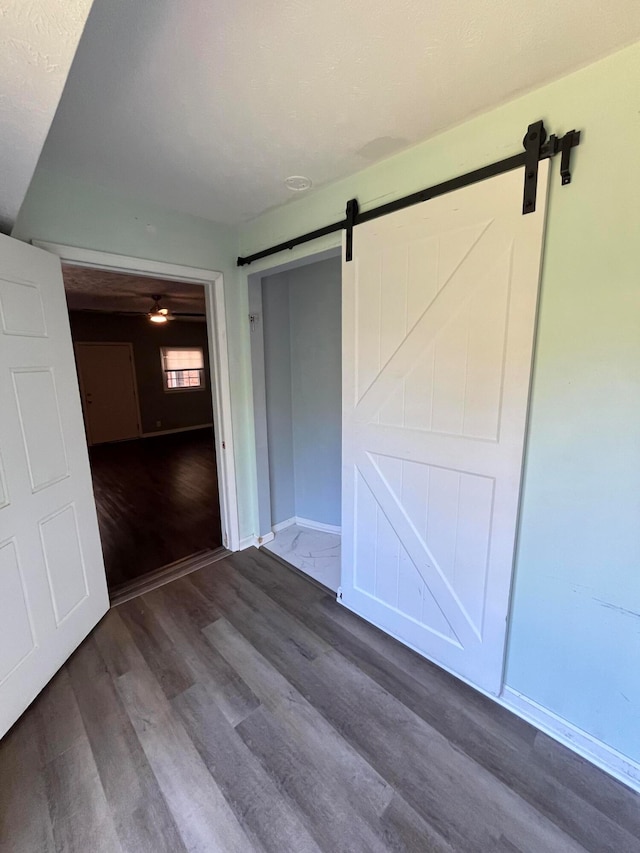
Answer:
237;120;581;267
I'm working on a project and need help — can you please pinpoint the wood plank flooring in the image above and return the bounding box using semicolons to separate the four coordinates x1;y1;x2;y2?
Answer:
88;428;222;589
1;548;638;852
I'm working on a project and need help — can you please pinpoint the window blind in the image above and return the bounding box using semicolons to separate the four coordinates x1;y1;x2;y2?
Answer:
161;348;204;371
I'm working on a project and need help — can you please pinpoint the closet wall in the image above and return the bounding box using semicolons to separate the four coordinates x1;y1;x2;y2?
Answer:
262;257;341;529
262;273;295;524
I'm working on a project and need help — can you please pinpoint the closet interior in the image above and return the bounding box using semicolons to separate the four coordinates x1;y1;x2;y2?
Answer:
257;255;342;591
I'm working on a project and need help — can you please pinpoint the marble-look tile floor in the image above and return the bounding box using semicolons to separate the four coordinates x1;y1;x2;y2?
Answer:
264;523;341;592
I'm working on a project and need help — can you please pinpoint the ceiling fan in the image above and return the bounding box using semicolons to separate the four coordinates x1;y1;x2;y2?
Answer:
148;294;174;324
145;294;206;323
67;292;206;321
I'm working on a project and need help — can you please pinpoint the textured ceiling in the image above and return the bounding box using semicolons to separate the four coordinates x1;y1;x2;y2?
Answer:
62;264;206;315
32;1;640;225
0;0;93;232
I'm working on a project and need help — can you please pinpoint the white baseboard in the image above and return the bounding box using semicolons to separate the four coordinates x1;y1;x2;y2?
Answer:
339;596;640;794
501;686;640;793
271;516;341;536
141;423;213;438
272;517;296;533
296;516;341;535
240;532;275;550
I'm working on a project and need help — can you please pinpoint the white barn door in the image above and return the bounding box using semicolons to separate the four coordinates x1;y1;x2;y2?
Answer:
0;235;109;736
341;163;549;694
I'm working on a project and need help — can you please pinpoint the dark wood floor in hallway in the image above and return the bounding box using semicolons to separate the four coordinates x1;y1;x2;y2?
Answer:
1;548;638;853
88;428;222;590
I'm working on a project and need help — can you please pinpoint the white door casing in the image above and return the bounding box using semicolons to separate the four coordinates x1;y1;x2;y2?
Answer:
0;236;109;737
75;342;141;445
341;163;549;695
34;241;241;554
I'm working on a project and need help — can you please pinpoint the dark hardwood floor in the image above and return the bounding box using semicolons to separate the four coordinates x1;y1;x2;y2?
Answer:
2;548;639;852
88;428;222;590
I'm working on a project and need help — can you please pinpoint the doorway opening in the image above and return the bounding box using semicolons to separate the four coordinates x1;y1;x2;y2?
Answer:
62;264;225;596
249;250;342;592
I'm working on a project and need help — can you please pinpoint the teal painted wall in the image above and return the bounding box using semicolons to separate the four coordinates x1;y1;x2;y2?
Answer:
14;40;640;766
238;43;640;764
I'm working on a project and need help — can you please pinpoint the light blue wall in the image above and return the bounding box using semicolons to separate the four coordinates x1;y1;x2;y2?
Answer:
262;273;295;525
289;258;342;527
262;258;342;528
12;168;257;540
14;42;640;771
239;43;640;767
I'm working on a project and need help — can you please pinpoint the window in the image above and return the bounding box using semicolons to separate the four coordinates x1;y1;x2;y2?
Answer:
161;346;205;391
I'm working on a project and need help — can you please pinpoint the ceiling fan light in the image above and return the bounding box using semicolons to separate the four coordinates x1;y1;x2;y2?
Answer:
148;294;171;323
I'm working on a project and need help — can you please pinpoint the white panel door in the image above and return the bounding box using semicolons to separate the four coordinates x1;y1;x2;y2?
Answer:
341;163;549;694
75;342;140;444
0;235;109;736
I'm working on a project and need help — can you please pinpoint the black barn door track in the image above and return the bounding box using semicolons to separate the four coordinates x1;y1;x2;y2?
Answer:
237;120;581;268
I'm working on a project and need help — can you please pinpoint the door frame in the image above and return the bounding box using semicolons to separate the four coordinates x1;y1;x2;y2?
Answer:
33;241;241;552
74;341;142;446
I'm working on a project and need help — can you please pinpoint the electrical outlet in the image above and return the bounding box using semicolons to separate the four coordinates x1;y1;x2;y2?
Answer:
156;420;162;428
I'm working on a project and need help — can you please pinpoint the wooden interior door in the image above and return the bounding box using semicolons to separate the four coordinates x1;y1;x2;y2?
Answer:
0;235;109;736
341;162;549;694
75;342;140;444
